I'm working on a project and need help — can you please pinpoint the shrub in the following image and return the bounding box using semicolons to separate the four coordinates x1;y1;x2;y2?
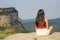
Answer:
4;28;16;36
0;26;6;31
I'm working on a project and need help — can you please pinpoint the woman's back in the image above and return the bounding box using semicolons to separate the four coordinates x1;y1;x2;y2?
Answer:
36;18;47;29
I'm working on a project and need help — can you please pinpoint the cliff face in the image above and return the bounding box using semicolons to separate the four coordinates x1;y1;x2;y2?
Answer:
0;7;26;33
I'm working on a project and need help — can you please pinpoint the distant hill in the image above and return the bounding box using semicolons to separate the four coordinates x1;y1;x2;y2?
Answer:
19;18;60;23
49;18;60;24
18;18;60;32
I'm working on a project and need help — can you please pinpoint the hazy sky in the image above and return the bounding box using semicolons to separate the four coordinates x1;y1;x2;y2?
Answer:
0;0;60;20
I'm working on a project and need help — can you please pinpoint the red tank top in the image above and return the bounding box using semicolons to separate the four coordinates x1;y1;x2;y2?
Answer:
36;20;46;29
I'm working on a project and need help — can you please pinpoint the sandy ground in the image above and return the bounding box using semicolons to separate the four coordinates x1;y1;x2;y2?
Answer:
4;32;60;40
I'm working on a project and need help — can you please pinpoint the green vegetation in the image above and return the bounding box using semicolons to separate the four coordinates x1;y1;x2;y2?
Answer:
0;32;5;40
0;26;17;40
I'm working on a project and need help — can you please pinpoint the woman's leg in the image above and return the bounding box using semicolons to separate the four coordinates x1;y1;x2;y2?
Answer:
48;26;53;32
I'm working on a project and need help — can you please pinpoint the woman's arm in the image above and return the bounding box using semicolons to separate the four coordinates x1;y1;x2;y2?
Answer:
45;18;48;28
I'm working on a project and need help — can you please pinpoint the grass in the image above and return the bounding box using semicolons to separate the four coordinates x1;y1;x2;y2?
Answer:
0;26;16;40
0;31;16;40
0;32;5;40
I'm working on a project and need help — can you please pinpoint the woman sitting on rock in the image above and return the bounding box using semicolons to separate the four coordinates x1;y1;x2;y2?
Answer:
35;9;53;36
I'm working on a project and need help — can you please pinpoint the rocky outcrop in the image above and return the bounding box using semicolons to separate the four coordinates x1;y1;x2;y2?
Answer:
0;7;26;33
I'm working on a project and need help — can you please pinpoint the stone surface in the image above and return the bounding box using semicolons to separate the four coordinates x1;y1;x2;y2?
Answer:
4;32;60;40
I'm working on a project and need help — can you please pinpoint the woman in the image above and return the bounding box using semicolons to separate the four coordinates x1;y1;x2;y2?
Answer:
35;9;53;36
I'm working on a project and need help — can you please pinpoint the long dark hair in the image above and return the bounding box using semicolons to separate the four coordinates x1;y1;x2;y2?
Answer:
35;9;45;26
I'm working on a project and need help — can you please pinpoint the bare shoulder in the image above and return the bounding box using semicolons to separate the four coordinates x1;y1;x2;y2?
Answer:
45;18;48;21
